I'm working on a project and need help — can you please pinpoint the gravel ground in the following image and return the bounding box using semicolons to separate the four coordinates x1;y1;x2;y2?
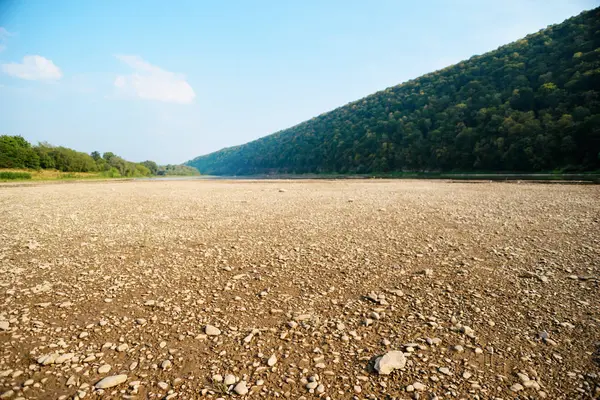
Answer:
0;179;599;400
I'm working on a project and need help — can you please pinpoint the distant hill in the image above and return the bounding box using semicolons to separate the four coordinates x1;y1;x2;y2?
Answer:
187;8;600;175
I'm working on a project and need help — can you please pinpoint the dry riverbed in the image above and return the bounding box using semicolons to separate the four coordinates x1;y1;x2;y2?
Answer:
0;180;599;400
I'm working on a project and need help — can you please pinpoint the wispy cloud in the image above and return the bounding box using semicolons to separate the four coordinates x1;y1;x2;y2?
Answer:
0;27;12;52
113;55;196;104
1;55;63;81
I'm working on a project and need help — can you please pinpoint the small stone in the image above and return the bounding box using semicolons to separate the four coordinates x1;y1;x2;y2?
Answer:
0;390;14;399
306;381;318;390
452;345;464;353
95;375;127;389
157;381;169;390
37;353;59;365
117;343;128;352
0;321;9;331
413;382;426;391
161;360;172;370
267;354;277;367
224;375;236;385
374;351;406;375
55;353;74;364
205;325;221;336
463;371;472;379
510;383;524;392
233;381;248;395
460;325;475;337
439;367;451;376
97;365;111;374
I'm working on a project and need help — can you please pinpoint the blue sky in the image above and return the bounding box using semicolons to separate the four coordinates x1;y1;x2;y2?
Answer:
0;0;597;164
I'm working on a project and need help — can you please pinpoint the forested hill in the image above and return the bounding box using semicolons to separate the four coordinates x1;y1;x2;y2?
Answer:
0;135;199;178
187;8;600;175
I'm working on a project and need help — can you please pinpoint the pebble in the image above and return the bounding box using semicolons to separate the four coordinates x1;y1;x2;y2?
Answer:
0;321;9;331
233;381;248;395
205;325;221;336
224;374;236;385
98;364;111;374
452;345;464;353
55;353;74;364
374;351;406;375
510;383;524;392
95;375;127;389
267;354;277;367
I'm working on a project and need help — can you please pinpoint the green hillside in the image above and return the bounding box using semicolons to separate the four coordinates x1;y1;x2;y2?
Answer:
187;8;600;175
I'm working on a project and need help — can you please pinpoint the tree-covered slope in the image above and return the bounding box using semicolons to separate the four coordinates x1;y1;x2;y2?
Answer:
187;8;600;175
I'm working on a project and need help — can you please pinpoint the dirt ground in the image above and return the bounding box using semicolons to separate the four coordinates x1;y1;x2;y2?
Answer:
0;180;598;400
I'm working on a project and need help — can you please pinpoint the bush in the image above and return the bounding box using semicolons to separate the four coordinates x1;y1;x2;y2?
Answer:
0;171;32;180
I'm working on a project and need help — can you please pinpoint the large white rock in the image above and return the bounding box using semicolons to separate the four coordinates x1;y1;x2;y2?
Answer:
95;375;127;389
0;321;9;331
374;351;406;375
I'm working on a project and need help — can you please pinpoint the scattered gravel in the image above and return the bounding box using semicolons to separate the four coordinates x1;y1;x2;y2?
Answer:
0;179;598;399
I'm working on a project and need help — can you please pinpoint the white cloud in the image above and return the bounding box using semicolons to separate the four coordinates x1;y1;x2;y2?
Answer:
113;55;195;104
1;55;63;81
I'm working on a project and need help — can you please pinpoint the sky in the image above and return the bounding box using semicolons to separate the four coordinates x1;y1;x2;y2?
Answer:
0;0;598;164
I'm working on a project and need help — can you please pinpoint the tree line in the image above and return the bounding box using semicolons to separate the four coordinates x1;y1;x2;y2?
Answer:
187;7;600;175
0;135;199;177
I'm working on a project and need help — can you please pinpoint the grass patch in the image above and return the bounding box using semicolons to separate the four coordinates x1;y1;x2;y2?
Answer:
0;171;32;180
0;168;111;181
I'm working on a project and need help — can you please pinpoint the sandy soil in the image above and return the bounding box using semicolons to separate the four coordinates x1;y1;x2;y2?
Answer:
0;180;598;400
